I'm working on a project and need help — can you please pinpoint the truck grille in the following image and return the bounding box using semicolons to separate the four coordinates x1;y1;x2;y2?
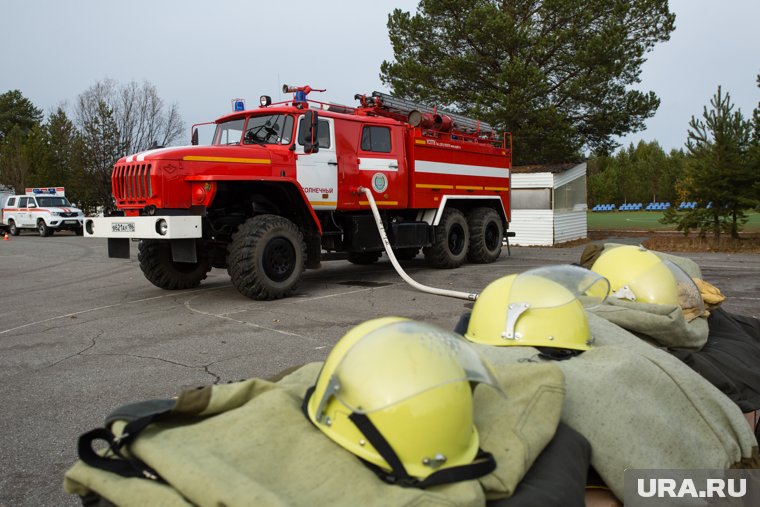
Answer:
113;163;152;203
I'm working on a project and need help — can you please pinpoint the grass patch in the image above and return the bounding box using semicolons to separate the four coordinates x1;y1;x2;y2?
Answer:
587;210;760;232
587;210;760;252
643;234;760;253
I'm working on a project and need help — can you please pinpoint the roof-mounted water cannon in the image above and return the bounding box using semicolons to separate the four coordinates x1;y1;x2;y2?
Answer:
283;85;326;108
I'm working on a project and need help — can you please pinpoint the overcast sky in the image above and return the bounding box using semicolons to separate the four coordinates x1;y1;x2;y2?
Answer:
1;0;758;154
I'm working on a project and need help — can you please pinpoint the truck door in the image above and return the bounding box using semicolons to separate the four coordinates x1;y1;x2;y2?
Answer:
357;125;406;208
17;196;31;226
295;115;337;210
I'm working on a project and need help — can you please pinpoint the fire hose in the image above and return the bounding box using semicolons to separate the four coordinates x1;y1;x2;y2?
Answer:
357;186;478;301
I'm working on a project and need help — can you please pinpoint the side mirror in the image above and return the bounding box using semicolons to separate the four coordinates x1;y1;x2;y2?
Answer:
28;202;37;208
191;128;199;146
302;110;320;154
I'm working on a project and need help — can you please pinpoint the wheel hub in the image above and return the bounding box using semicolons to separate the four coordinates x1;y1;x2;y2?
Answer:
448;224;465;255
484;222;500;250
263;237;296;282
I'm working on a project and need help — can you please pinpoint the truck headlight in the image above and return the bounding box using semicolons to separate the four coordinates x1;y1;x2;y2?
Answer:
156;219;168;236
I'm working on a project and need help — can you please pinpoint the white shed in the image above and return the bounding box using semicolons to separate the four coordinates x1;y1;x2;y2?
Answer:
508;162;587;246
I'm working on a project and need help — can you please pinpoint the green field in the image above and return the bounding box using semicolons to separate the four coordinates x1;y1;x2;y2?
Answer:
587;210;760;232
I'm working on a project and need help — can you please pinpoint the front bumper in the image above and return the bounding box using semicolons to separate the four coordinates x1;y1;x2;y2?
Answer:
83;215;202;239
50;218;84;229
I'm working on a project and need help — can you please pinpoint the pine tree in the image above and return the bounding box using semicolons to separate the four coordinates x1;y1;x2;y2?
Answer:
588;141;682;206
662;86;755;239
46;108;89;210
0;90;44;191
82;101;123;209
381;0;675;164
0;89;43;141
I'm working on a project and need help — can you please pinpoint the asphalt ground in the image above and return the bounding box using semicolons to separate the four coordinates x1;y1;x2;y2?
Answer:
0;232;758;506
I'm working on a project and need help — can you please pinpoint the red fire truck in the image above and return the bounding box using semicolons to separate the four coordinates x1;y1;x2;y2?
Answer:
84;87;512;300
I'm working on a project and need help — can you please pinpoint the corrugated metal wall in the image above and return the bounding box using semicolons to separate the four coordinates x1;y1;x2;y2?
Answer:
553;210;587;243
508;163;588;246
509;209;554;245
512;173;553;188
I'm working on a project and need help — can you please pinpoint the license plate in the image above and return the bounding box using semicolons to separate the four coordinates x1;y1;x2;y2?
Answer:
112;222;135;233
64;220;77;224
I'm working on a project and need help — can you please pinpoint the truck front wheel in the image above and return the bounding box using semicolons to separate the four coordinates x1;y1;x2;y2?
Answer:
138;240;211;290
227;215;306;300
424;208;469;269
467;207;503;264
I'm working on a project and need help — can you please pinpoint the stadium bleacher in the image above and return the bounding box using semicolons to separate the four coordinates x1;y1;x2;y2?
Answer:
592;200;711;213
645;202;672;211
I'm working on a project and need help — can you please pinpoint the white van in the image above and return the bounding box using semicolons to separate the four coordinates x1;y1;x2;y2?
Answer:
2;187;84;236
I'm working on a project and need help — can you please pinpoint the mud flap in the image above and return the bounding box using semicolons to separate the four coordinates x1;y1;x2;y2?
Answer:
108;238;130;259
170;238;198;263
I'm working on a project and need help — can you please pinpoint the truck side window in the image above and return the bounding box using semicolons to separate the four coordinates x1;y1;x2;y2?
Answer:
7;197;16;207
298;118;331;149
18;197;28;207
361;126;391;153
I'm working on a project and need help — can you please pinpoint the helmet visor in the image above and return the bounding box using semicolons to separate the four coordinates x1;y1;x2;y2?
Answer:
322;321;504;415
508;265;610;310
666;260;705;319
609;258;705;316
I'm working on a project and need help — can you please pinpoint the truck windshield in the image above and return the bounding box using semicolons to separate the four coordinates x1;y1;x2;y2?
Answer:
37;196;72;207
213;118;245;145
242;114;294;145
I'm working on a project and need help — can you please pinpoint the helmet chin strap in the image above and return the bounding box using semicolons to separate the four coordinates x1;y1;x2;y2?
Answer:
301;385;496;489
347;411;497;489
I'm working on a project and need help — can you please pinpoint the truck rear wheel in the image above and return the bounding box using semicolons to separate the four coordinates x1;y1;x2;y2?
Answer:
227;214;306;300
467;207;503;264
138;240;211;290
424;208;469;269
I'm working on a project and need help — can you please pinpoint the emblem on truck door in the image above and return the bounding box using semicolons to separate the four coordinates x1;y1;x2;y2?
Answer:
371;172;388;193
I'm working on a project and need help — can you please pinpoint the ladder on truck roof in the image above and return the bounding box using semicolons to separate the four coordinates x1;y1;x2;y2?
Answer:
358;91;496;138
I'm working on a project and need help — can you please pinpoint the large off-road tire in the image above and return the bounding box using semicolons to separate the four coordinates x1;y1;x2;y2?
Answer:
8;220;20;236
424;208;469;269
37;220;51;237
392;247;420;260
227;214;306;300
347;251;382;265
138;240;211;290
467;207;504;264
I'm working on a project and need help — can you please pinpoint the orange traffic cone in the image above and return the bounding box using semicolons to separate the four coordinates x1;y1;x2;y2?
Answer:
3;232;9;241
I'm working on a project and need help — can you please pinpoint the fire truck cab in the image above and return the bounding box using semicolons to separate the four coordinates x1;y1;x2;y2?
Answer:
84;89;512;300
